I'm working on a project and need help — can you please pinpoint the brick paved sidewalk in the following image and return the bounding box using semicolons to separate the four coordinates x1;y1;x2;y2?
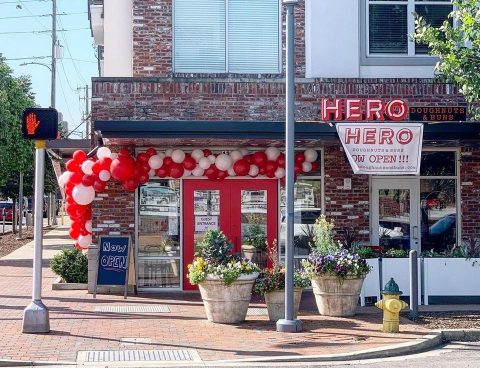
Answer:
0;225;429;364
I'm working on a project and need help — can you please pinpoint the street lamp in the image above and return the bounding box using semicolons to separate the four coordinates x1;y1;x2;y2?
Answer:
19;62;52;72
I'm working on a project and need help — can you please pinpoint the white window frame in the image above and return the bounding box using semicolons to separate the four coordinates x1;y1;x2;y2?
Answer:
362;0;452;66
172;0;282;74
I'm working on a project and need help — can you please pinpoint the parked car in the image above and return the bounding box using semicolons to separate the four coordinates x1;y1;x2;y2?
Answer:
0;202;14;222
422;213;456;252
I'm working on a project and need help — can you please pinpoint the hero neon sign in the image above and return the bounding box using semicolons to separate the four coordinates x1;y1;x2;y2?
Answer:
320;98;408;122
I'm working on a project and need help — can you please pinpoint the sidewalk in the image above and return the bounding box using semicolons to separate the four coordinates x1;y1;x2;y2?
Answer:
0;224;439;365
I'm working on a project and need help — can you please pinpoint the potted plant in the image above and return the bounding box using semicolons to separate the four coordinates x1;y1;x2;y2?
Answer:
254;241;310;321
241;214;267;268
301;215;371;317
187;229;259;324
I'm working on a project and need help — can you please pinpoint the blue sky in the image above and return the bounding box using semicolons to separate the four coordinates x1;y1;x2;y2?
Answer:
0;0;97;139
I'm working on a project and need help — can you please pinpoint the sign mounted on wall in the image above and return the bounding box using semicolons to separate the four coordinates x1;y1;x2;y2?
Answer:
409;106;467;122
336;123;424;175
320;98;408;122
21;108;58;140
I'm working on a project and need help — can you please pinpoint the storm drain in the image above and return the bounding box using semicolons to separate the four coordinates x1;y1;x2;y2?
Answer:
247;307;268;316
94;305;171;313
77;349;200;363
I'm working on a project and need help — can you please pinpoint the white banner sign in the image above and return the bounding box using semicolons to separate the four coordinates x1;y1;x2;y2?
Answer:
195;216;219;233
336;123;424;175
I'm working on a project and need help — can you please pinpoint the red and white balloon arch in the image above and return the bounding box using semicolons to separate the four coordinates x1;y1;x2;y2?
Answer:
59;147;319;250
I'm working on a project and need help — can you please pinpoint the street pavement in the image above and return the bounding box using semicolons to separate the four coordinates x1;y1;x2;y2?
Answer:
0;222;475;366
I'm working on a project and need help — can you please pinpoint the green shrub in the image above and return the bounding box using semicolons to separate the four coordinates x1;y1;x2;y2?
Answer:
196;229;232;263
357;246;377;259
50;248;88;283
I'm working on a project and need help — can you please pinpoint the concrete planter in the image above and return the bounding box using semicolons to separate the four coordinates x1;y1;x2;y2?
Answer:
264;287;303;322
241;244;267;269
311;275;364;317
52;277;88;290
198;273;259;324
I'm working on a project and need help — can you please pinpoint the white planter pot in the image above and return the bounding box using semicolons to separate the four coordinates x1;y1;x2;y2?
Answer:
381;258;421;302
198;273;258;324
264;287;303;322
311;276;364;317
360;258;381;306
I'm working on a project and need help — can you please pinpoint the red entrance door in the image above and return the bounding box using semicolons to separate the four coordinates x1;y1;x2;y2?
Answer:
183;179;278;290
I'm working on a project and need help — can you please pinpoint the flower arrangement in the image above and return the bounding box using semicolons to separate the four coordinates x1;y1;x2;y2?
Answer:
187;229;259;286
301;215;371;280
253;240;310;295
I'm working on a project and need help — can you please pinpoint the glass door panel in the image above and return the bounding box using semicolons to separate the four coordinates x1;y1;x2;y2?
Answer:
193;190;221;255
241;190;268;268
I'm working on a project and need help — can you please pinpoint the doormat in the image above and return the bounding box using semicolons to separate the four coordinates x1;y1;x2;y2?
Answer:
247;307;268;316
94;305;171;313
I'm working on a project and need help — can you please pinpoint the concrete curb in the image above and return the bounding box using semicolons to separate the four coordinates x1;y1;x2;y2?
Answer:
0;329;479;367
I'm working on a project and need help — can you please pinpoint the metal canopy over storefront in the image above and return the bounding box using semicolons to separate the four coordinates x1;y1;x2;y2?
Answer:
93;120;480;147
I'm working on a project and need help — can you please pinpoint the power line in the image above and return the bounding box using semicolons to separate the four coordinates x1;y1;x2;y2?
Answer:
57;15;87;84
4;55;50;60
0;27;90;35
0;12;87;20
0;0;48;4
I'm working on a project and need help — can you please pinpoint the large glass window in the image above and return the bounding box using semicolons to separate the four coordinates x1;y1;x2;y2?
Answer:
367;0;452;56
174;0;280;73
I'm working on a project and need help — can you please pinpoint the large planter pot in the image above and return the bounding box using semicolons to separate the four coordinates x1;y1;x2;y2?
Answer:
198;273;259;324
311;276;364;317
241;244;267;268
264;287;303;322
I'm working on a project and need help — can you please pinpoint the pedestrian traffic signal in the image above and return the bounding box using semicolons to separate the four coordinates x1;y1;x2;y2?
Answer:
22;108;58;140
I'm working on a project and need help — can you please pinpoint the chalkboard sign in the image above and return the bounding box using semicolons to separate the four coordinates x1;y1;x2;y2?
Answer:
94;236;131;299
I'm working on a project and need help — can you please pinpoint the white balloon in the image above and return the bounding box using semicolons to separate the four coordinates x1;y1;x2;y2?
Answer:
157;152;165;160
110;152;118;160
58;172;70;188
77;234;92;248
148;155;163;170
229;150;243;162
265;147;281;161
208;155;216;164
191;149;204;162
81;160;94;175
302;161;312;173
98;170;111;182
97;147;112;160
215;154;233;171
240;148;249;156
165;148;173;157
274;167;286;178
249;164;259;177
227;168;236;177
304;149;318;163
149;169;156;178
184;170;192;177
192;167;205;177
198;157;211;170
171;149;186;163
72;184;96;206
85;220;93;233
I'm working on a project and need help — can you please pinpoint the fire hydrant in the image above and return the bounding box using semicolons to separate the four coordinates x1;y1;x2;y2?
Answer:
375;278;408;333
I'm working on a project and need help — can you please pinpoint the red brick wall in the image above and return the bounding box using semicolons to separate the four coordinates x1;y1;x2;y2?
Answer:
460;147;480;240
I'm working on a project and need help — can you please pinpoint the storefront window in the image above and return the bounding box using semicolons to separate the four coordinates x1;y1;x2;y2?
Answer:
420;151;456;176
420;179;457;253
137;180;181;289
378;188;411;251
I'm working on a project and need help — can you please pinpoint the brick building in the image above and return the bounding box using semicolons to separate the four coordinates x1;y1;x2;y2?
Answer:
88;0;480;293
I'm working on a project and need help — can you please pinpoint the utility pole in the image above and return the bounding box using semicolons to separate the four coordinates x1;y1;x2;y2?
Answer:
16;172;24;240
51;0;57;109
78;85;90;138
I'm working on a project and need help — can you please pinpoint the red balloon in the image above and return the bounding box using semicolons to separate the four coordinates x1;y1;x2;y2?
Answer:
259;167;266;175
266;170;276;178
252;152;267;167
80;227;91;236
156;166;169;178
65;182;75;194
183;156;197;171
69;227;80;240
233;159;250;176
136;152;149;163
73;150;87;164
119;148;131;157
217;170;228;180
141;163;150;173
169;163;184;178
295;152;306;164
205;165;219;180
163;156;173;167
145;148;157;157
81;174;95;187
277;153;286;167
133;165;144;178
311;161;319;172
66;196;75;205
84;206;92;220
69;171;83;185
139;173;149;184
93;180;106;193
122;179;138;192
265;160;278;174
110;156;135;181
66;159;80;172
203;149;212;157
294;164;302;174
75;243;86;251
92;161;103;174
100;157;112;170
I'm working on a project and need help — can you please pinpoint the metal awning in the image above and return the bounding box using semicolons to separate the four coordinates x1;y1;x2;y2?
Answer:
93;120;480;147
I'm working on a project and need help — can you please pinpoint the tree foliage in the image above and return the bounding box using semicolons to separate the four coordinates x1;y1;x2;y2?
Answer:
414;0;480;119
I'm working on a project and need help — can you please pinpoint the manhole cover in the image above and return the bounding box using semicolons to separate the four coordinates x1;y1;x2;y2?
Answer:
247;307;268;316
95;305;171;313
77;349;200;363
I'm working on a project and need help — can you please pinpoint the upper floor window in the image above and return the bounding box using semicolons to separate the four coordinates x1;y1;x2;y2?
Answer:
173;0;280;73
367;0;452;56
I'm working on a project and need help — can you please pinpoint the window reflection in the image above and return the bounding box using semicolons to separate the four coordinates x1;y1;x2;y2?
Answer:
420;152;456;176
378;189;411;251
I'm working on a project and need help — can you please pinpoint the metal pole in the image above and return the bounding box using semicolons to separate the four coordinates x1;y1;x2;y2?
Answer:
47;193;51;227
51;0;57;109
409;250;419;321
277;0;301;333
22;141;50;333
2;209;5;234
17;172;24;240
85;85;90;138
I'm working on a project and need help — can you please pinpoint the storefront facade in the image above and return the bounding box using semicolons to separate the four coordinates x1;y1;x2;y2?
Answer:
88;0;480;292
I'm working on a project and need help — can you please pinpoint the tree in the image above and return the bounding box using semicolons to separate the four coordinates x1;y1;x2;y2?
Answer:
414;0;480;119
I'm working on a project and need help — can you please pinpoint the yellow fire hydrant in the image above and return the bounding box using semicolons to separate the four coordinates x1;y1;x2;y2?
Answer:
375;278;408;333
